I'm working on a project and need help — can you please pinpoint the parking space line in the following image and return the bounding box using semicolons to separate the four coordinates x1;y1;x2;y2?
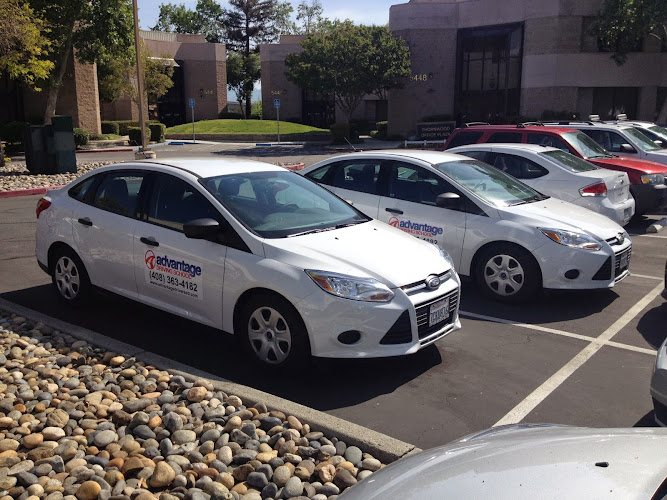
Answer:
491;282;663;427
629;273;663;281
639;234;667;239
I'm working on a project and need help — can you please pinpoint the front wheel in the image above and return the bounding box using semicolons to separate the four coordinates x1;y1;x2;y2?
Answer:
475;244;541;302
51;247;91;306
239;293;310;368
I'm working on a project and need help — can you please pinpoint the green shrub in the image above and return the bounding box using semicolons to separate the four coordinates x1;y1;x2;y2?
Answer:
421;114;453;122
540;110;579;121
285;117;302;124
330;123;350;144
101;121;120;135
149;123;166;143
0;121;29;144
249;114;261;120
73;128;89;147
349;119;371;136
90;133;121;140
218;111;244;119
128;126;150;146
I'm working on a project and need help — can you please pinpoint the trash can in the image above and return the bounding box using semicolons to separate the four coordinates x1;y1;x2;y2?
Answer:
24;116;77;174
24;126;53;174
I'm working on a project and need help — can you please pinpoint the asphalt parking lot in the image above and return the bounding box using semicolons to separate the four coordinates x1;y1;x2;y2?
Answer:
1;142;665;450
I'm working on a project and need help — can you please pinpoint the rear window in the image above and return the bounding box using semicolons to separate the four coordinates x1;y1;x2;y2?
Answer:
446;131;483;149
487;132;522;143
540;150;599;172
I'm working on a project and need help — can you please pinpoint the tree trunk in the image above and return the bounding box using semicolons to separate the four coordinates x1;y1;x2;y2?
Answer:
658;94;667;125
43;32;75;125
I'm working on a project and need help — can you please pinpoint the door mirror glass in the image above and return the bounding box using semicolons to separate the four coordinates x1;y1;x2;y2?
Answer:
620;143;635;153
183;218;221;240
436;192;461;209
654;140;664;148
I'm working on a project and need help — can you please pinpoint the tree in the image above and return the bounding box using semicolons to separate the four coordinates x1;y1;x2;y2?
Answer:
285;22;411;123
152;0;225;43
223;0;277;117
589;0;667;121
0;0;53;89
273;1;297;36
296;0;323;34
226;51;260;115
29;0;135;124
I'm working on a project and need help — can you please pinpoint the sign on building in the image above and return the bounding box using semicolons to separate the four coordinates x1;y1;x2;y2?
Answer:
416;121;456;141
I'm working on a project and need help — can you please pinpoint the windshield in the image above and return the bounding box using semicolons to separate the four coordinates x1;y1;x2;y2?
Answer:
201;170;369;238
562;131;612;159
541;150;600;172
434;159;548;208
648;125;667;143
624;127;663;151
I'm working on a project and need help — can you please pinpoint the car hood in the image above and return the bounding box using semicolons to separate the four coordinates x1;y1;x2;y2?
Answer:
499;197;625;240
262;219;450;288
592;156;667;174
340;426;667;500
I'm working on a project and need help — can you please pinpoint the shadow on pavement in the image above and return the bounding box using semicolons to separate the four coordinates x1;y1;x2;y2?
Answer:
1;285;441;411
211;145;340;158
637;301;667;349
633;409;658;427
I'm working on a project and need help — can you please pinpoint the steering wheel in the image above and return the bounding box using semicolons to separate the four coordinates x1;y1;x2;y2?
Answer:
281;203;300;212
473;181;487;191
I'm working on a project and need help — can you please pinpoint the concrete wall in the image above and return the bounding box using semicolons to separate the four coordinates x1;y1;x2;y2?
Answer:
260;38;305;121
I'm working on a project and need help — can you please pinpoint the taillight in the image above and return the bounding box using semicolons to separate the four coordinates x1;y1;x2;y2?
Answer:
36;197;51;219
579;182;607;197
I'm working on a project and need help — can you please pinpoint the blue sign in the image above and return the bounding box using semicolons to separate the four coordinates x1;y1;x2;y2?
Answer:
188;98;195;108
274;99;280;108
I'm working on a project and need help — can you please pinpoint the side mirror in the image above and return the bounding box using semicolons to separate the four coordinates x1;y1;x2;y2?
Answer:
436;192;461;209
183;218;221;240
620;143;635;153
654;139;664;148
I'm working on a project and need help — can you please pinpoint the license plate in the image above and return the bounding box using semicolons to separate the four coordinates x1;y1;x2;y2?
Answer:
619;252;629;268
429;298;450;327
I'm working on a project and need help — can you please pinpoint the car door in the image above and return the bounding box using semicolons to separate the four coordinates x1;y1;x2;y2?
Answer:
72;170;147;298
306;159;383;218
376;161;468;270
133;172;228;328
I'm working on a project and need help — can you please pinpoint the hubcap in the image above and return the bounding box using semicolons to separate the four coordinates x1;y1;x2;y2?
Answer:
484;254;525;296
54;256;81;300
247;306;291;364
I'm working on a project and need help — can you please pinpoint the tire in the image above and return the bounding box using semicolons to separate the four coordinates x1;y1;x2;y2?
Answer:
239;292;311;368
51;247;91;306
474;243;541;302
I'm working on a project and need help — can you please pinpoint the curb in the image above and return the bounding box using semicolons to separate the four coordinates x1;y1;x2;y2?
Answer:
647;217;667;233
0;297;420;464
77;148;134;153
0;185;65;199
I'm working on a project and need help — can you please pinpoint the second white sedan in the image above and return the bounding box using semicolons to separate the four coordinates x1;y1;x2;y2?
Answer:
449;144;635;226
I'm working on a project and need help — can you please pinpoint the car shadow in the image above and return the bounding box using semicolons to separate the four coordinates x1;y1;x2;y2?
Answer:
210;144;342;158
634;409;658;427
636;301;667;349
0;286;442;411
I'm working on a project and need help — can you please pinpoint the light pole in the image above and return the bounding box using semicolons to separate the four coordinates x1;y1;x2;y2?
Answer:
132;0;155;159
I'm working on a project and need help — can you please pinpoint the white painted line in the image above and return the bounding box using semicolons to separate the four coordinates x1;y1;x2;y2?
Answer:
647;217;667;233
629;273;663;281
492;282;663;427
460;311;656;355
640;234;667;239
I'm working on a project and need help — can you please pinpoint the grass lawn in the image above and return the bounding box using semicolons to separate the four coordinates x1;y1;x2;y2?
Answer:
166;119;328;135
90;134;122;140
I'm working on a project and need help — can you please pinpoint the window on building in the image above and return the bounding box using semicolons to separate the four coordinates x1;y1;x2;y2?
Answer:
592;87;638;120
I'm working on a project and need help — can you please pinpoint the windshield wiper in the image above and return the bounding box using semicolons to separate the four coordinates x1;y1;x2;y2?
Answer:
286;227;337;237
335;220;368;229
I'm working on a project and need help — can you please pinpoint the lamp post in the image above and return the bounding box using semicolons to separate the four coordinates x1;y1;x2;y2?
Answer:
132;0;155;159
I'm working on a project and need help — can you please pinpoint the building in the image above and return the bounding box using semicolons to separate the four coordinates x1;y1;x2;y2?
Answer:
259;0;667;138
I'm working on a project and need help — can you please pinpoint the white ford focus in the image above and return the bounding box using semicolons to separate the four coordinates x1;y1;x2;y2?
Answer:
35;159;461;367
301;150;632;302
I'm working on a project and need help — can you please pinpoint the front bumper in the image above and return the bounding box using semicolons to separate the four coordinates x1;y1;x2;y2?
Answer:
630;183;667;216
297;272;462;358
651;338;667;426
533;237;632;290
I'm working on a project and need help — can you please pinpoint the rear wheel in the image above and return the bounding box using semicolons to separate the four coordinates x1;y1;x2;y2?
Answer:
51;247;91;305
475;244;541;302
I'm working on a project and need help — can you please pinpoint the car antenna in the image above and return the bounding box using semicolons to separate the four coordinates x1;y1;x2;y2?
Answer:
344;137;360;152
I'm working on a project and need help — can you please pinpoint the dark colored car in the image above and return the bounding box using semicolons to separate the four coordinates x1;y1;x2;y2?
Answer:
443;124;667;215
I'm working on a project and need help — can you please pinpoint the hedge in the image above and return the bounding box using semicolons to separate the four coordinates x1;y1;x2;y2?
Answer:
101;121;120;135
109;120;160;136
330;123;350;144
128;126;150;146
149;123;166;143
218;111;245;119
73;128;90;147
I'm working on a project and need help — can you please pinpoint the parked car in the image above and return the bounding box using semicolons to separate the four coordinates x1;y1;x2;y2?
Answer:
544;120;667;166
339;424;667;499
607;118;667;148
443;124;667;216
35;159;462;367
301;150;632;302
448;144;635;226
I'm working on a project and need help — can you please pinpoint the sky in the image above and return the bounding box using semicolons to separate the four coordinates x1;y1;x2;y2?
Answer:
138;0;398;31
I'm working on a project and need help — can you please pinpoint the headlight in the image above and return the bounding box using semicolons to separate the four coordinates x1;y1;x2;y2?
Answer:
641;174;665;185
539;228;601;251
306;270;395;302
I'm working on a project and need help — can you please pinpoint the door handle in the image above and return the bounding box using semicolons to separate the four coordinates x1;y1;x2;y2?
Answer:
385;208;403;215
77;217;93;226
140;237;159;247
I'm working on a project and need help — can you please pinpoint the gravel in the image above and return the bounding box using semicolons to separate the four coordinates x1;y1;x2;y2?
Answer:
0;309;385;500
0;162;116;193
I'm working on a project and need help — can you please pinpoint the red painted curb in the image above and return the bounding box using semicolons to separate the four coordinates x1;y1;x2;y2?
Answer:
77;148;134;153
0;185;66;199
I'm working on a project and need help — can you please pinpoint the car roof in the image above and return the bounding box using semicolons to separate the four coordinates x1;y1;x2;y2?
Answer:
123;158;285;177
313;149;471;165
456;125;577;134
450;143;561;154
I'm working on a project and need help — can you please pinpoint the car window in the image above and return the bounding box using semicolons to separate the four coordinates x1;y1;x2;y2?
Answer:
147;174;221;232
456;150;489;162
68;176;97;202
489;154;548;179
330;160;382;195
202;170;370;238
304;162;336;184
585;130;637;154
561;131;612;159
647;125;667;143
387;162;452;206
527;133;570;152
93;172;145;217
540;150;599;172
446;131;483;149
623;127;662;151
486;132;522;143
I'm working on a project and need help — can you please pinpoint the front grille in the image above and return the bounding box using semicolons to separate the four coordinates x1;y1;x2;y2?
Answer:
614;245;631;279
401;270;452;294
653;397;667;426
416;288;459;339
379;311;412;345
592;257;611;281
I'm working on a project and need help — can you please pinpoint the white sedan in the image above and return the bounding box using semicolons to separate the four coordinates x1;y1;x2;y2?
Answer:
35;159;461;367
448;144;635;226
301;150;632;302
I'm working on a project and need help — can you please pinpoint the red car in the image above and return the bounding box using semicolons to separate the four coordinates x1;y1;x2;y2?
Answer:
444;124;667;215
